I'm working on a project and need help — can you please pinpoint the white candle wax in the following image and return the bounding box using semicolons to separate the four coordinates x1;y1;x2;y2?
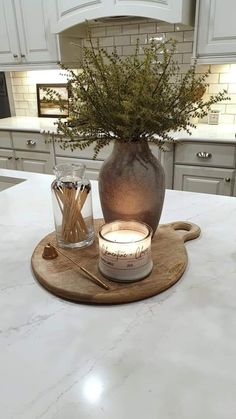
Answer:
98;221;153;282
104;229;146;243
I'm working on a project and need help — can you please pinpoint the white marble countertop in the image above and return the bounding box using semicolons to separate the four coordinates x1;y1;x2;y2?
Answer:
0;116;58;133
1;168;236;419
0;116;236;143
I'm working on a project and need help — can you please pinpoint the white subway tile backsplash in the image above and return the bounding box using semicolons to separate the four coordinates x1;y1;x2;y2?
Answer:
166;31;184;42
173;53;183;63
114;35;131;46
182;53;192;64
122;24;139;35
176;42;193;53
178;63;191;73
131;34;147;45
12;78;22;86
139;23;156;34
183;30;194;42
17;101;29;109
28;86;36;94
16;109;28;116
91;26;106;37
206;73;220;84
15;86;28;93
228;84;236;93
14;93;24;100
122;45;137;56
25;94;37;101
210;64;230;73
99;36;114;47
220;73;236;83
196;64;210;73
225;104;236;114
106;46;122;55
220;114;235;124
175;24;193;31
156;23;174;32
106;26;122;36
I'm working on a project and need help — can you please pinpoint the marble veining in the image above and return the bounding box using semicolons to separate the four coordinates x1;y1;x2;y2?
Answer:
1;168;236;418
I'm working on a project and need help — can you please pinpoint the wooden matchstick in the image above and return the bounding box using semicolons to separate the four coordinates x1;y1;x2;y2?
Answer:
48;243;110;291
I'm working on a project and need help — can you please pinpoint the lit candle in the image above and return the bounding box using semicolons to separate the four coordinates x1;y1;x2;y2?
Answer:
98;220;153;282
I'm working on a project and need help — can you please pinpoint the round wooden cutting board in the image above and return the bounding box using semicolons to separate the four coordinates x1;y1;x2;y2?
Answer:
31;220;200;305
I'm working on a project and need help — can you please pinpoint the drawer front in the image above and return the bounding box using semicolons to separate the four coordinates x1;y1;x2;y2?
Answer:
0;131;12;148
174;165;234;196
54;141;113;160
175;142;236;168
15;150;53;174
55;156;103;180
12;132;51;152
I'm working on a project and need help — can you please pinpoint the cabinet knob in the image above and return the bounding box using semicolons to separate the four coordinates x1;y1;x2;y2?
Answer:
7;156;12;160
26;139;36;146
196;151;212;159
15;157;19;161
225;177;231;182
13;54;18;58
21;54;26;58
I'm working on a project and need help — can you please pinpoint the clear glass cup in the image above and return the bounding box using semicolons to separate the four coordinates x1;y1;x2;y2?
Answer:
51;163;95;248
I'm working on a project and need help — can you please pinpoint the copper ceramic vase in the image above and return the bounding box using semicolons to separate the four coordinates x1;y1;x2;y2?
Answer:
98;141;165;234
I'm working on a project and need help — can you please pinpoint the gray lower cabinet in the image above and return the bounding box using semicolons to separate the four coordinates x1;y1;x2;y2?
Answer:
174;165;234;196
55;156;103;180
14;150;53;174
174;141;236;196
0;149;15;169
0;131;54;174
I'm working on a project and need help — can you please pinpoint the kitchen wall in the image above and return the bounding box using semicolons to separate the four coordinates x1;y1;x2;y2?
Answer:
9;19;236;124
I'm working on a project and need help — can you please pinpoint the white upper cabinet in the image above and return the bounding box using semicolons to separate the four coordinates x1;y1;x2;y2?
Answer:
0;0;59;70
52;0;195;33
196;0;236;63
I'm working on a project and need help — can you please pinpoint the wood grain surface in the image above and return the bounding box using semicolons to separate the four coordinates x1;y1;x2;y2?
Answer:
31;220;201;305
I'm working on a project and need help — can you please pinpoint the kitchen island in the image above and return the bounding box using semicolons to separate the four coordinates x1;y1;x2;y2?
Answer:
1;168;236;419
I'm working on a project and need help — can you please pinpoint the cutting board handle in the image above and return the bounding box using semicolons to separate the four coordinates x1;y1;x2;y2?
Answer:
170;221;201;242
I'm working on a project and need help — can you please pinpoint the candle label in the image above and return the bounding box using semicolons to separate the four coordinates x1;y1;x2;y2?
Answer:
100;243;151;270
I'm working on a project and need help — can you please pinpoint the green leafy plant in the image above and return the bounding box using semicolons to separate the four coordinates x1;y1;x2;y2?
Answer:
51;39;229;157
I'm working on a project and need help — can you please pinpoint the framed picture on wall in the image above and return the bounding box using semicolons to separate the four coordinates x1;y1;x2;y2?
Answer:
36;83;69;118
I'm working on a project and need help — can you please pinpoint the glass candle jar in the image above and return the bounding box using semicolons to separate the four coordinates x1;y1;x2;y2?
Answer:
51;163;95;248
98;220;153;282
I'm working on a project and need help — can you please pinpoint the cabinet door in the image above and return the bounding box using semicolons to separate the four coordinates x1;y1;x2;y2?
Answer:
174;165;234;196
0;0;20;64
54;0;194;32
56;156;102;180
197;0;236;62
14;0;58;63
0;149;15;170
15;151;53;174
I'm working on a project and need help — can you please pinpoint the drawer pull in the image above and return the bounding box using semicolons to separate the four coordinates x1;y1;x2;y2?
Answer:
196;151;212;159
225;177;231;182
26;140;36;146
